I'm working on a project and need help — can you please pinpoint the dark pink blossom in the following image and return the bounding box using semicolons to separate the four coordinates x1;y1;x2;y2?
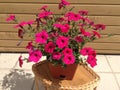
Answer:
27;20;34;25
82;17;91;23
65;12;81;21
18;55;23;67
45;42;55;53
79;10;88;16
14;20;34;28
53;23;62;28
89;21;94;26
53;23;70;33
38;11;53;19
56;36;69;48
18;29;23;38
60;24;70;33
71;13;81;21
79;18;94;27
80;17;94;27
52;52;62;60
65;12;74;17
88;50;96;57
80;47;93;56
40;5;48;11
87;55;97;68
75;36;83;42
56;17;64;22
92;30;101;38
6;14;15;21
35;30;48;44
63;55;75;65
94;24;106;30
59;0;70;9
80;28;91;37
14;21;27;28
62;47;73;55
28;50;42;62
26;41;33;50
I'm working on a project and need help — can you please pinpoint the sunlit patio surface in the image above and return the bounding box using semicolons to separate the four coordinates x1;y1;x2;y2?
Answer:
0;53;120;90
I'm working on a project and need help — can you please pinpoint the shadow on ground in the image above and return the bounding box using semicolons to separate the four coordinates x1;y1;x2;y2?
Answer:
1;69;34;90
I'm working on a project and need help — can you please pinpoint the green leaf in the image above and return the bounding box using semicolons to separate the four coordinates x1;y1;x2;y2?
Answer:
108;34;114;37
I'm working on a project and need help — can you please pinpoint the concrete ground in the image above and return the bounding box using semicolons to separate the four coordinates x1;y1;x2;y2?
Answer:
0;53;120;90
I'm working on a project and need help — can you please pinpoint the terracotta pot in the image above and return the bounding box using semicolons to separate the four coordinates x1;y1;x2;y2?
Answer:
48;63;78;80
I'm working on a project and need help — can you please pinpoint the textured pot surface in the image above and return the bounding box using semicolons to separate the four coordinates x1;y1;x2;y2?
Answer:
48;63;78;80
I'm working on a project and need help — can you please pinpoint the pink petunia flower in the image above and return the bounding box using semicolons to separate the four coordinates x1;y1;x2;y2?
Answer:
53;23;70;33
38;11;53;19
18;55;23;67
79;10;88;16
14;20;34;28
80;47;93;56
87;55;97;68
72;13;81;21
60;24;70;33
59;0;70;9
65;12;74;17
93;24;106;30
35;30;48;44
52;52;62;60
80;28;91;37
56;36;69;48
45;42;55;53
40;5;48;11
14;21;27;28
6;14;15;21
26;41;33;50
74;36;83;42
28;50;42;62
65;12;81;21
27;20;34;25
63;55;75;65
88;49;96;57
53;23;62;28
89;21;94;26
62;47;73;55
79;18;94;27
92;30;101;38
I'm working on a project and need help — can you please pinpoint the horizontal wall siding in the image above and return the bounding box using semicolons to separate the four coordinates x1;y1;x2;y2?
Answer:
0;0;120;54
0;3;120;16
1;15;120;25
0;0;120;5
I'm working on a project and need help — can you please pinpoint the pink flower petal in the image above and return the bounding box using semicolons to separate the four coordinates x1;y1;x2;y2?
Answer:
35;30;48;44
63;55;75;65
6;14;15;21
45;42;55;53
28;50;42;62
52;52;62;60
18;55;23;67
56;36;69;49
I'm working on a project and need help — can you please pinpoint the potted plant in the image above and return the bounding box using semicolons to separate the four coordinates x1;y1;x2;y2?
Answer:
6;0;105;80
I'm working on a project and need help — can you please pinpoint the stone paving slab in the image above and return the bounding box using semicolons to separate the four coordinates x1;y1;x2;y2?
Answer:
106;55;120;72
0;53;46;70
0;69;35;90
92;55;112;72
0;53;46;90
